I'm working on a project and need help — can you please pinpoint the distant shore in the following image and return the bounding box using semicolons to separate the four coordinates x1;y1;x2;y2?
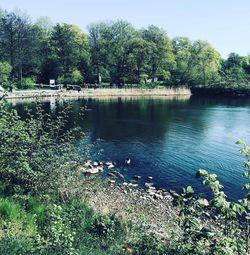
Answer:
2;87;191;100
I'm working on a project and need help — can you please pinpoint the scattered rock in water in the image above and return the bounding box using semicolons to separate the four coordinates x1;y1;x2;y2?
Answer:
106;162;115;169
134;175;141;180
117;172;124;179
145;182;154;189
78;166;103;175
128;183;139;188
84;160;92;168
108;172;116;177
92;161;99;166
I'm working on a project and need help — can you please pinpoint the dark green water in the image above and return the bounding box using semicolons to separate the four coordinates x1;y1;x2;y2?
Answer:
12;95;250;200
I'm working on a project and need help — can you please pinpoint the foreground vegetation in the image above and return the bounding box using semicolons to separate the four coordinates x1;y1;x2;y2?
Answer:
1;99;250;254
0;9;249;90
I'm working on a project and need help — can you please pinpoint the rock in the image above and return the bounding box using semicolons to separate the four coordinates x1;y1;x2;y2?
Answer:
84;160;92;167
92;161;99;166
148;176;153;180
134;175;141;180
117;172;124;179
145;182;154;189
106;162;115;169
154;194;164;200
128;183;139;188
122;182;128;186
108;172;116;177
79;166;102;174
109;180;116;184
148;191;156;196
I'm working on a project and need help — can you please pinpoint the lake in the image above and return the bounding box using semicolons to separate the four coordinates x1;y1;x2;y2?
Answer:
12;95;250;200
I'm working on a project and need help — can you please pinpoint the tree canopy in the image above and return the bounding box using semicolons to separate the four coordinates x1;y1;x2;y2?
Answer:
0;9;249;88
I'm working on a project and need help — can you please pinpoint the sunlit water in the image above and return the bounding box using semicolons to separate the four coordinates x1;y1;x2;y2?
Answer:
12;95;250;200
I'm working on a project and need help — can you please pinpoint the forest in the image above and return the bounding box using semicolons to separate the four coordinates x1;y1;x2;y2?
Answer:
0;9;249;89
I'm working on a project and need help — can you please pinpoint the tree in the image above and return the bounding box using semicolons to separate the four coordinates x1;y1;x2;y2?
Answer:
172;37;221;86
0;11;35;86
222;53;247;84
125;36;151;84
192;40;221;86
0;61;12;88
87;22;108;82
50;23;89;84
142;25;176;83
32;16;54;84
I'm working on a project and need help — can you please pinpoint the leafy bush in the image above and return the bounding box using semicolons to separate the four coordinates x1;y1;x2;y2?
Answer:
91;214;127;247
0;101;82;196
18;77;35;89
0;236;34;255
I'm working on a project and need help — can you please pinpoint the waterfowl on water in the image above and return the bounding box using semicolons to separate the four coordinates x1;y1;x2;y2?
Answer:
125;158;131;165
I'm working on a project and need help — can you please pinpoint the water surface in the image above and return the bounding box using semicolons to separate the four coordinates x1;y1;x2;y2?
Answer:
12;95;250;200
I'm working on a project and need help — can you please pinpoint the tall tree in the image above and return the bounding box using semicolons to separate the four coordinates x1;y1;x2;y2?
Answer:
0;11;35;86
192;40;221;86
142;25;176;83
222;53;247;84
50;23;89;84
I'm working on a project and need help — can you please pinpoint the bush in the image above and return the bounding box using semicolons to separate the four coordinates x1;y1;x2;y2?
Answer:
18;77;35;89
91;214;127;248
0;102;82;195
0;237;34;255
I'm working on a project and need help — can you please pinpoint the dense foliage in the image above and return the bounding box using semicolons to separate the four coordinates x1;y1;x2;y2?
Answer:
0;9;249;89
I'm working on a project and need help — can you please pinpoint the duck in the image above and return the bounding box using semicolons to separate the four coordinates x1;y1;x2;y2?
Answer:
125;158;131;165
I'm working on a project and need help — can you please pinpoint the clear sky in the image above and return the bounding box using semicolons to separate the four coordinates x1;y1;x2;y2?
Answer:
0;0;249;58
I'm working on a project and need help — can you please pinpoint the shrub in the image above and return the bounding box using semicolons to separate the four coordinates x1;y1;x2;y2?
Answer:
0;101;83;196
18;77;35;89
0;237;34;255
91;214;127;247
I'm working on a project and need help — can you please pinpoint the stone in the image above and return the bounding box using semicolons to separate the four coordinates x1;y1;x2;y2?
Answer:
92;161;99;166
154;194;164;200
134;175;141;180
108;172;116;177
145;182;154;189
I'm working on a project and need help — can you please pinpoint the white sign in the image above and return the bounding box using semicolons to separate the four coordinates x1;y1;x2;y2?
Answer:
49;79;55;86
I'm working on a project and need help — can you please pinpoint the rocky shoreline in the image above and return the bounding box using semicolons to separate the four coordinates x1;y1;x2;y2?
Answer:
80;177;177;240
70;160;178;240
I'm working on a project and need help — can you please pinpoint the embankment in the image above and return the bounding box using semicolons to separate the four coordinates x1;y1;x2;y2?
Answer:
2;87;191;99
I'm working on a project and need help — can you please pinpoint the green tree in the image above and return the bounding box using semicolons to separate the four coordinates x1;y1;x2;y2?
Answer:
0;11;36;87
125;36;151;84
0;61;12;88
192;40;221;86
142;25;176;83
222;53;247;84
50;23;89;84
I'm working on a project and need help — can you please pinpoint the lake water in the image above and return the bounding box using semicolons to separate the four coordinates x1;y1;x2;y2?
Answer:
12;95;250;200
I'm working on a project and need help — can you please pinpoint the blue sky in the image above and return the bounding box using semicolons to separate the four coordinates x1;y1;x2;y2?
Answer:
0;0;249;58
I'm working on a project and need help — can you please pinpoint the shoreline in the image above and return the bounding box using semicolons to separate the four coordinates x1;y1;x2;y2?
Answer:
72;176;177;240
1;87;191;100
